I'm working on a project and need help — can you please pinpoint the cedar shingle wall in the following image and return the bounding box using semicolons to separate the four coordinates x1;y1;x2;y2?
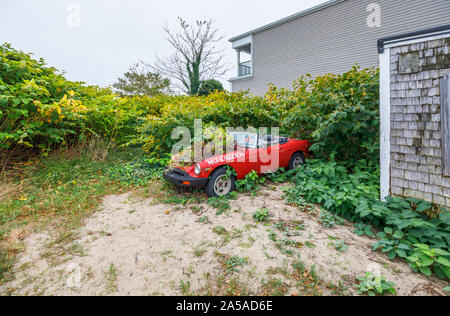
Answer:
390;38;450;208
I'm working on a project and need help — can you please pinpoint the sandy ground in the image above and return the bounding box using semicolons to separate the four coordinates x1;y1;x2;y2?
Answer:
1;185;448;296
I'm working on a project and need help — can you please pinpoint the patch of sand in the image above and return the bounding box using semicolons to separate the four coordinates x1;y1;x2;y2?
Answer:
1;186;448;296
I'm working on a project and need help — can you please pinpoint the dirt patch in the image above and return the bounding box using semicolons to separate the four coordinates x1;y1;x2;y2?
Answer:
1;185;447;296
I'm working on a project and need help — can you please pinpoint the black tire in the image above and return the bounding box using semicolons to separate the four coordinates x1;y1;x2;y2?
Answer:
206;168;236;197
288;152;305;170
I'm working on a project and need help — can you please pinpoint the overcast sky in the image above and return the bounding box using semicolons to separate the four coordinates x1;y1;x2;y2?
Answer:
0;0;328;90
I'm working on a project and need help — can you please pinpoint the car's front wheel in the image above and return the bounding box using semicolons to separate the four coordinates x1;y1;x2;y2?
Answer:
206;168;235;197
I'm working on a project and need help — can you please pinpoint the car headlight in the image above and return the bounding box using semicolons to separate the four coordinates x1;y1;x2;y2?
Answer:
194;164;201;175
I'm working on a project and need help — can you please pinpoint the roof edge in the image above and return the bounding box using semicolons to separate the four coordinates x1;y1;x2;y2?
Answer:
229;0;345;42
378;24;450;53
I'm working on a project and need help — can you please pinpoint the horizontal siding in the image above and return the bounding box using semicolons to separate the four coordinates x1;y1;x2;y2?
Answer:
232;0;450;95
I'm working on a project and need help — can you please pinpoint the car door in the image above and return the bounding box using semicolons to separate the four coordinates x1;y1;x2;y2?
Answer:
258;142;282;174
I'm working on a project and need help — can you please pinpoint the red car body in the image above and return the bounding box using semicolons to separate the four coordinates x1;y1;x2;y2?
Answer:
164;135;311;194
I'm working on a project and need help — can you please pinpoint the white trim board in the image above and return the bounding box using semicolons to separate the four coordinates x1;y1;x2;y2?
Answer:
379;47;391;201
383;32;450;50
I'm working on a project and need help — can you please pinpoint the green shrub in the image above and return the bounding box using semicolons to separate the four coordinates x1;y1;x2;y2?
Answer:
198;79;224;96
268;66;380;164
0;43;89;151
285;158;450;279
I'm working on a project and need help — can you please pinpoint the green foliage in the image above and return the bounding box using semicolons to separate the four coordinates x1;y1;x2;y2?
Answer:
331;240;348;253
356;272;396;296
198;79;224;96
108;156;169;186
285;157;380;222
284;69;377;159
197;216;209;224
318;211;345;228
253;209;270;223
0;247;13;282
212;226;227;235
285;158;450;279
269;66;380;164
407;244;450;279
2;43;380;171
354;223;375;237
207;196;230;215
0;43;88;151
225;255;248;273
236;170;266;194
112;63;170;97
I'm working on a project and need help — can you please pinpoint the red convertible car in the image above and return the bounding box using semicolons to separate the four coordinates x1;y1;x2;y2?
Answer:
164;132;311;197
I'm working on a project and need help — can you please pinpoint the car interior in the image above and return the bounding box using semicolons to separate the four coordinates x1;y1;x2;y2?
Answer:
228;132;288;149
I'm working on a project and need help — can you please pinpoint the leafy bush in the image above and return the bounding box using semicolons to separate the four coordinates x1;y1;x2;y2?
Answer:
0;44;89;151
0;44;175;157
268;66;380;164
285;159;450;279
407;244;450;278
2;43;380;168
134;91;287;157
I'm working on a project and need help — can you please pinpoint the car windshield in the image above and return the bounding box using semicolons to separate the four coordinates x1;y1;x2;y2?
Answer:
228;132;258;149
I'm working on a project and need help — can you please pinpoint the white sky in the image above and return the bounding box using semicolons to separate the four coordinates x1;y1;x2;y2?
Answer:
0;0;328;90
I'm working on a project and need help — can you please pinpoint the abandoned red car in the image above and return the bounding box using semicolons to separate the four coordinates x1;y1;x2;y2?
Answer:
164;132;311;197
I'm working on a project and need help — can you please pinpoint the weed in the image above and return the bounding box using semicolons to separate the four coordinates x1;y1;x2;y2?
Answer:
318;211;345;228
192;245;207;258
212;226;227;236
253;209;269;223
179;279;192;296
225;256;248;273
236;171;265;195
260;278;289;296
330;240;348;253
354;223;375;237
197;217;209;224
104;264;119;294
208;196;230;215
356;272;396;296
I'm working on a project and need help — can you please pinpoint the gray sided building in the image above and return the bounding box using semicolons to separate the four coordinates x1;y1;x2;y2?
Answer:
229;0;450;96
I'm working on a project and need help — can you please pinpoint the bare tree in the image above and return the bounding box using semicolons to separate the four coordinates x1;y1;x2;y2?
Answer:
148;18;228;95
